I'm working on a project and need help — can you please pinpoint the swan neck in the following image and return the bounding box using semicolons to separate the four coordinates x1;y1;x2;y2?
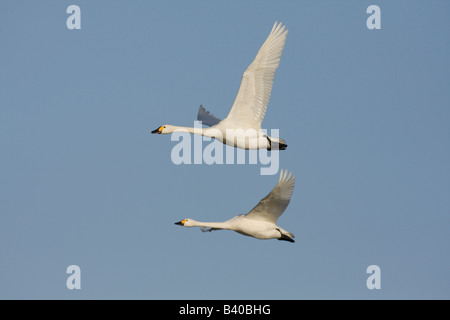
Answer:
172;126;205;135
172;126;220;138
191;220;230;229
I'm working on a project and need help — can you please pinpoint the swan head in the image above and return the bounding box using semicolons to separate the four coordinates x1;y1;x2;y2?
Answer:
151;125;174;134
174;219;194;227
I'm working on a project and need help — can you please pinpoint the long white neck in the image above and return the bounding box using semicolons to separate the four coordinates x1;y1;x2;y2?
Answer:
169;125;219;138
188;220;232;230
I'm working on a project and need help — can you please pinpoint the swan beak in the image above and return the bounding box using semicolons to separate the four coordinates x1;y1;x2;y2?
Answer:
151;126;163;134
174;219;185;226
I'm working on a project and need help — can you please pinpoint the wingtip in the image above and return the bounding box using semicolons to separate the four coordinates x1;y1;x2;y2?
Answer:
272;21;288;34
279;169;295;184
279;169;284;183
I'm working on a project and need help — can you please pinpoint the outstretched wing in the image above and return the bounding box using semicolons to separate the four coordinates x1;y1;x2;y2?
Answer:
245;169;295;223
197;105;222;127
224;22;288;130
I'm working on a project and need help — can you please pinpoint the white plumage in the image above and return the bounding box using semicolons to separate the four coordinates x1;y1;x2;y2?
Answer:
152;22;289;150
225;22;288;130
175;169;296;242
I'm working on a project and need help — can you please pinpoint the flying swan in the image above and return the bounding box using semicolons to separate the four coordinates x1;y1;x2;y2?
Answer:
175;169;296;242
152;22;289;150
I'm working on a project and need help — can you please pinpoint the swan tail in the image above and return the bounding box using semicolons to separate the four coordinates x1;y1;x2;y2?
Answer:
267;136;288;151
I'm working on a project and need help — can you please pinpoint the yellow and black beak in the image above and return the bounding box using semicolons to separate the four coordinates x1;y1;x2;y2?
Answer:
174;219;186;226
151;126;163;134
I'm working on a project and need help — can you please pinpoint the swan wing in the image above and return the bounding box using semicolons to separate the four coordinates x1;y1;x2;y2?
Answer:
224;22;288;130
197;105;222;127
245;169;295;223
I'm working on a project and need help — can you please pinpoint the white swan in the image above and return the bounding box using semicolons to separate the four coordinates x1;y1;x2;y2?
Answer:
175;169;296;242
152;22;289;150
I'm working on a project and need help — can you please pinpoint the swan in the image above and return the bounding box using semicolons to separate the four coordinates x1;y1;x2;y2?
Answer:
174;169;296;242
152;22;289;150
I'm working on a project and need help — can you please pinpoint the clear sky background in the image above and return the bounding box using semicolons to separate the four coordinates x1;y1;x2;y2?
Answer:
1;1;449;299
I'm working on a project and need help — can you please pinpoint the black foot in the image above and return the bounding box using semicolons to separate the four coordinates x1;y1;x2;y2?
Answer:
266;137;288;151
278;143;288;150
278;234;295;243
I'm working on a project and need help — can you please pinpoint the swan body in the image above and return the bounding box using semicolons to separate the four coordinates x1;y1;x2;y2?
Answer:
175;169;296;242
153;124;285;150
152;22;289;150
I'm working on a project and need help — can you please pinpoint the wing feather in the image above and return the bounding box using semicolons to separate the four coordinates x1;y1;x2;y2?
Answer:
197;105;222;127
245;169;295;223
224;22;288;129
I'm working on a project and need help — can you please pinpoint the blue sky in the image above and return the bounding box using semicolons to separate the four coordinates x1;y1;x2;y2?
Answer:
1;1;449;299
